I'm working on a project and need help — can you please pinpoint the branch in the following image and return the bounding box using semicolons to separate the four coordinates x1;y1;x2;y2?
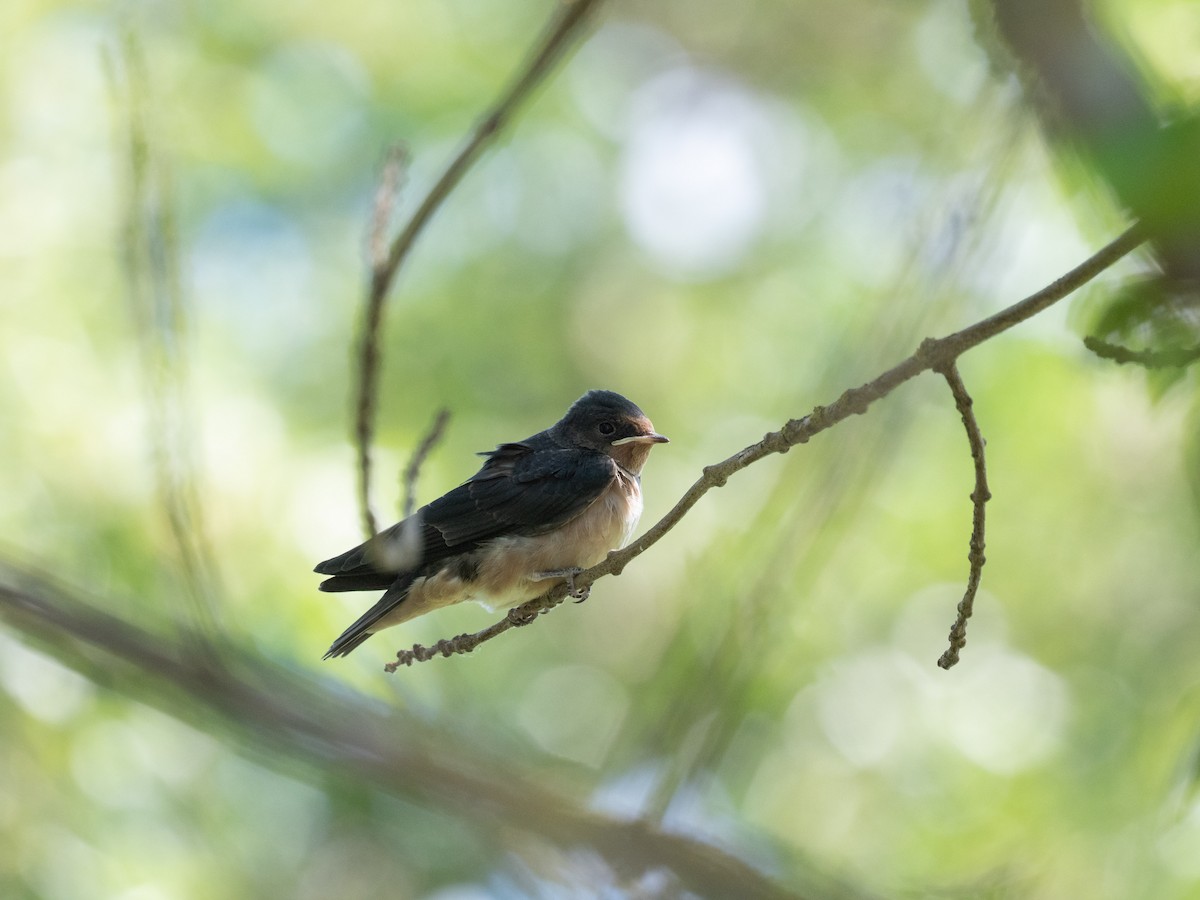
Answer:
354;0;606;539
0;564;823;900
387;223;1148;669
934;364;990;670
400;407;451;519
368;144;410;273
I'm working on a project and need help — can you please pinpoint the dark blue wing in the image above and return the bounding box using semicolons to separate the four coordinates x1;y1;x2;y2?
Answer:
314;443;616;585
426;446;615;547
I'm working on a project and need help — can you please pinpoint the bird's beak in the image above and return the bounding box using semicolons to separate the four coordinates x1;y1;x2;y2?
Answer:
611;432;669;446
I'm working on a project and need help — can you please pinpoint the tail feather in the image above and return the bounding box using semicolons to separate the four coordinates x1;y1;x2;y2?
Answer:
313;543;375;577
315;519;418;578
317;573;394;593
323;629;375;659
322;573;416;660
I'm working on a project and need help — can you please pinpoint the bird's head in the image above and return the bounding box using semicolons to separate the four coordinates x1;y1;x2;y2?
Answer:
556;390;668;475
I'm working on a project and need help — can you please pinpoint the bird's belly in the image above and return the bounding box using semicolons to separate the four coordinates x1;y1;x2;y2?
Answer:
371;479;642;631
472;479;643;609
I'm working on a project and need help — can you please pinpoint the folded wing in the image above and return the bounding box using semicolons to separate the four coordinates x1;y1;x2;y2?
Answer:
315;443;617;587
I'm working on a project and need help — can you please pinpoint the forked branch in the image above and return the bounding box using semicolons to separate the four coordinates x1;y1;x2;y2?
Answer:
387;224;1147;670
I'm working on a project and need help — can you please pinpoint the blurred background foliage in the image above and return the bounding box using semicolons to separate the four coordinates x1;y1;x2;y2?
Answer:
2;0;1200;897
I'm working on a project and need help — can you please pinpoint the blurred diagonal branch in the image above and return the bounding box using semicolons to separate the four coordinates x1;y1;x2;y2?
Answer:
984;0;1200;282
388;224;1146;669
0;564;827;900
354;0;607;539
107;31;223;638
983;0;1200;373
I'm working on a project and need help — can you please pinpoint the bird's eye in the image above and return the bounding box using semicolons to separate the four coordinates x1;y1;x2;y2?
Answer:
598;422;616;435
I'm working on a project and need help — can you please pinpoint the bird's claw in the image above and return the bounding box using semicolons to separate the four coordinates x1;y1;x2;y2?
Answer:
507;607;538;626
534;567;590;602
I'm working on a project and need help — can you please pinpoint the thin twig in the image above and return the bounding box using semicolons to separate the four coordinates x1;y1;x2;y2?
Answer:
1082;335;1200;369
400;408;451;519
386;606;541;671
369;145;410;272
357;146;411;538
362;408;454;574
354;0;606;541
386;223;1147;669
934;363;990;670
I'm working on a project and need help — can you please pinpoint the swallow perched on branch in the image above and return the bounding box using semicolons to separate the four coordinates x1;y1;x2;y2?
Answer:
315;390;668;658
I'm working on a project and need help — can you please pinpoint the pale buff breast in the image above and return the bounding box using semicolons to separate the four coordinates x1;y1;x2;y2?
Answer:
371;473;643;632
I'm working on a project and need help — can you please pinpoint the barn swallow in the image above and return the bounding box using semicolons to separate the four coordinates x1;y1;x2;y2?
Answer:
315;390;668;658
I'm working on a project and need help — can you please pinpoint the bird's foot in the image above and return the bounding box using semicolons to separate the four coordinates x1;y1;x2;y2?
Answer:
506;606;538;627
533;567;591;603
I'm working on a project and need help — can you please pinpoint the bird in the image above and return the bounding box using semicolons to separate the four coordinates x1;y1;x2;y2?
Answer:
315;390;668;658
